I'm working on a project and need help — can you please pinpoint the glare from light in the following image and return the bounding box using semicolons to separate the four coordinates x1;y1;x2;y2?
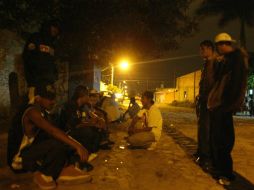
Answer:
115;93;123;99
119;60;129;70
119;145;125;150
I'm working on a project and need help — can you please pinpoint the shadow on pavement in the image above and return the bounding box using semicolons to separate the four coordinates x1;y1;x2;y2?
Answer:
164;125;254;190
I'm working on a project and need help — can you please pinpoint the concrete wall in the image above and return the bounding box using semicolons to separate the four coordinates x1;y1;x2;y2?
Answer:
176;70;201;102
155;89;176;104
155;70;201;104
0;30;25;116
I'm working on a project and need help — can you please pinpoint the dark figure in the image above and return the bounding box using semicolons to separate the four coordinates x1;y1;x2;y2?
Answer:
196;40;216;167
208;33;248;185
22;20;60;102
59;86;102;154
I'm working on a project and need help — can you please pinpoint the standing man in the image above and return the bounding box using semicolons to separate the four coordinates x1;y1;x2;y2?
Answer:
196;40;216;167
22;20;60;103
208;33;248;185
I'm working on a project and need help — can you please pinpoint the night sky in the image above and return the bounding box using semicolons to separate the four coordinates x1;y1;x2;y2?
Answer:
115;0;254;89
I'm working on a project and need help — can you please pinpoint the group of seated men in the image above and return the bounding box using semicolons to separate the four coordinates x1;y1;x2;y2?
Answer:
7;85;163;190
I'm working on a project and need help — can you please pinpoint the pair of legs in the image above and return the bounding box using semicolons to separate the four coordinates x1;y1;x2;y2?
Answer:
21;138;91;189
68;127;101;154
196;100;211;163
127;132;155;148
209;108;235;179
21;139;69;179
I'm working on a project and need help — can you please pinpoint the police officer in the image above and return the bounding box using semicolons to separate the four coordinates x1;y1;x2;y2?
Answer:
22;20;61;103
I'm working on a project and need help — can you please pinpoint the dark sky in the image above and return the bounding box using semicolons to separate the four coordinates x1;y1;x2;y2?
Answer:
115;0;254;88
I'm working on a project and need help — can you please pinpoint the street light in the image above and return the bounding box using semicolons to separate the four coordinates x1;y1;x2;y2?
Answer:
120;59;129;70
111;58;130;85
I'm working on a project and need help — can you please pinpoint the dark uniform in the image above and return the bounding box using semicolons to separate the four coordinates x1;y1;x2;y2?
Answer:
208;48;248;179
22;21;59;89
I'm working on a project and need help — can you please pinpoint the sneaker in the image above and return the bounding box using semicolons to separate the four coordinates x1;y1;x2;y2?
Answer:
81;162;94;172
147;142;157;151
218;177;231;186
57;165;92;185
33;171;56;190
88;153;98;162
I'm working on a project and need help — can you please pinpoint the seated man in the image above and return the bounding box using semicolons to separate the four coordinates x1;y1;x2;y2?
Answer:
123;97;140;120
59;86;102;154
60;86;111;155
88;89;108;124
101;94;121;123
127;91;163;150
88;89;114;146
7;86;91;190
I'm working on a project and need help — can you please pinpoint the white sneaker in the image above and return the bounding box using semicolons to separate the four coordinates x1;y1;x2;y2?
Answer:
88;153;98;162
33;172;56;190
147;142;157;151
57;165;92;185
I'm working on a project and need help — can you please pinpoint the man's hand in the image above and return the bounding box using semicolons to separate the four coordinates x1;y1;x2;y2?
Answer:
76;145;89;162
96;118;106;130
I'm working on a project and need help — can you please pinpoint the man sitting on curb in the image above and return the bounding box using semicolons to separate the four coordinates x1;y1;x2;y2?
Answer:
7;86;91;190
122;97;140;120
127;91;163;150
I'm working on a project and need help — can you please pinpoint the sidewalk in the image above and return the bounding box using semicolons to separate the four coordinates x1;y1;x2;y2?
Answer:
0;125;224;190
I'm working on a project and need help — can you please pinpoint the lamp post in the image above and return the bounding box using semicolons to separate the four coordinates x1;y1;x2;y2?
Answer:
111;64;114;85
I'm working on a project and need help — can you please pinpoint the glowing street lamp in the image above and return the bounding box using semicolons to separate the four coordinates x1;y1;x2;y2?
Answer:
119;59;129;70
111;58;130;85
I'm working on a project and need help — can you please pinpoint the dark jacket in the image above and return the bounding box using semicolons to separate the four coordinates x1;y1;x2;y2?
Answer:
208;48;248;112
22;25;58;87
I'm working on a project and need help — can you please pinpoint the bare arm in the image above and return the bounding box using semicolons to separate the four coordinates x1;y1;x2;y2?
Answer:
27;108;89;162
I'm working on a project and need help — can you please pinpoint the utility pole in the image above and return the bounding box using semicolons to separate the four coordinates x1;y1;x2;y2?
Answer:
111;64;114;85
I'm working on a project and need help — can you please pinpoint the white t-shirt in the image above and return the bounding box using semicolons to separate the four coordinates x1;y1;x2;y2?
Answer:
137;104;163;141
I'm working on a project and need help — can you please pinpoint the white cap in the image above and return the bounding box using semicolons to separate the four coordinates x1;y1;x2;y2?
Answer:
214;33;236;43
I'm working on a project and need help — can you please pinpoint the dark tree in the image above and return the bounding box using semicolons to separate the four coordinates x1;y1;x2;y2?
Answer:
196;0;254;48
1;0;197;63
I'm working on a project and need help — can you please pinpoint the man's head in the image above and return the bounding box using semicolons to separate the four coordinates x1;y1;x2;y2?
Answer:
141;91;154;108
41;19;61;38
199;40;214;60
89;89;99;106
35;86;56;110
130;97;136;104
72;85;89;106
214;33;235;55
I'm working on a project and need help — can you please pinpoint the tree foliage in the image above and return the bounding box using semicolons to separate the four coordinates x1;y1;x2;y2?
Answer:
196;0;254;48
0;0;197;66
